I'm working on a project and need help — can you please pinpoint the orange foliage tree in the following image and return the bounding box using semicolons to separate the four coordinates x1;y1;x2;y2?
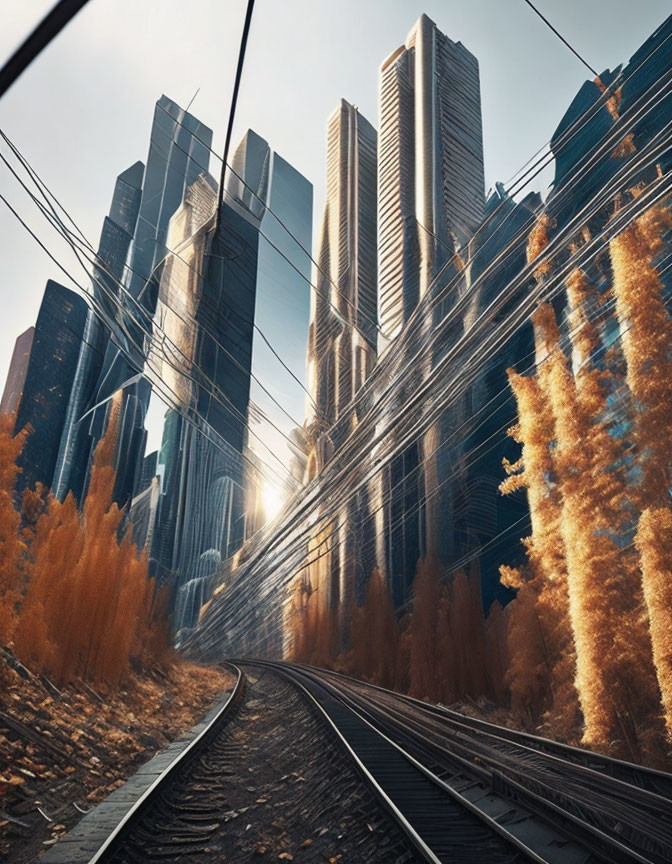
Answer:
13;415;158;684
611;203;672;736
406;557;443;701
0;417;27;646
500;368;578;733
635;508;672;736
533;300;663;756
348;568;399;688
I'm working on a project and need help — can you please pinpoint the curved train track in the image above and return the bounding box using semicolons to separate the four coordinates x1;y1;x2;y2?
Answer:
68;659;671;863
246;661;672;864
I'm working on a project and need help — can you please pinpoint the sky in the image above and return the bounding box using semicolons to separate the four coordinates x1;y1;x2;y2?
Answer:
0;0;670;501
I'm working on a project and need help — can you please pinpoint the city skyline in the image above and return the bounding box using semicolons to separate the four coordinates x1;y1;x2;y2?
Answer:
2;0;669;458
2;7;672;860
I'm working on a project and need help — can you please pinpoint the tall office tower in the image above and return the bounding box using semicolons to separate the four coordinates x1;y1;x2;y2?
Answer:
226;130;313;497
52;161;144;503
149;172;219;589
307;100;377;439
374;15;485;600
150;131;312;631
305;100;377;616
1;327;35;416
88;96;213;510
13;281;88;497
377;13;485;349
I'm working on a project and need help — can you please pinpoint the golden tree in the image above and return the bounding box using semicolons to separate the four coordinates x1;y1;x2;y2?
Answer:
14;410;157;684
534;301;663;755
610;205;672;509
611;203;672;738
635;507;672;735
0;417;28;646
500;368;578;731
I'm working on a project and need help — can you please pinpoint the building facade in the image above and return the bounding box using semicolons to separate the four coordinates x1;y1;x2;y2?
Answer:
52;160;144;504
1;327;35;417
88;96;213;510
13;281;89;497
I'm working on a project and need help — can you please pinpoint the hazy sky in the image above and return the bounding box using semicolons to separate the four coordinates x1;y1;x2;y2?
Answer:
1;0;669;482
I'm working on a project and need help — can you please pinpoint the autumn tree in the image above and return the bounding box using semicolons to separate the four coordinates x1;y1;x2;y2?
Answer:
0;417;27;646
611;203;672;737
610;204;672;509
348;569;399;688
14;410;157;684
635;508;672;736
534;300;663;756
406;557;443;700
447;569;489;702
500;369;578;732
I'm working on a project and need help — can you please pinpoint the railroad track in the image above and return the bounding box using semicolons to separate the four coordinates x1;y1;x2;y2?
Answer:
50;659;670;863
82;663;247;863
246;660;672;864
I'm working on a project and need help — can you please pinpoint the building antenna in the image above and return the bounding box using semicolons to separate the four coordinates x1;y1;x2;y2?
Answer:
521;0;599;77
217;0;256;222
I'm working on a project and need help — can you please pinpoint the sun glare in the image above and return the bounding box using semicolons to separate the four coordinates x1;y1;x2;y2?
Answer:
262;482;285;520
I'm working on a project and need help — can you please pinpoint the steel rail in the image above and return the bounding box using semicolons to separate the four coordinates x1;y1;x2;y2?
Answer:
299;662;672;798
85;663;245;863
243;659;590;864
326;677;666;864
247;660;668;864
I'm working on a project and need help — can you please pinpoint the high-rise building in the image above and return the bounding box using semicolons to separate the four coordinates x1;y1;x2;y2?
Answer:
304;100;378;617
87;96;213;510
373;15;486;597
13;281;88;497
149;130;312;632
1;327;35;417
227;130;313;493
307;100;377;438
52;161;144;503
148;172;221;590
377;13;485;350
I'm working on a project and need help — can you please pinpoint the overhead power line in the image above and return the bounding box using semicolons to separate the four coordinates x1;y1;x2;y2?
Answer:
218;0;256;215
0;0;91;98
522;0;599;77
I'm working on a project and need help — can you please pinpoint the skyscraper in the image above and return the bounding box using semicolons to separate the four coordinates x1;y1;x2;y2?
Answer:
377;13;485;350
13;281;88;497
149;130;312;632
52;161;144;503
304;100;378;615
307;100;377;439
227;130;313;493
1;327;35;417
87;96;213;510
372;15;486;597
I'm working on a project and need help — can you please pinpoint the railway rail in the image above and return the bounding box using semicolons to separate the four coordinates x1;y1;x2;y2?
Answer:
247;660;672;864
50;659;670;863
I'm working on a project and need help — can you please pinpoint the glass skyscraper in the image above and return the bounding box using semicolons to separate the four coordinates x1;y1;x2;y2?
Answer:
87;96;213;510
52;161;144;503
149;130;312;632
13;281;89;498
377;13;485;349
226;130;313;492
